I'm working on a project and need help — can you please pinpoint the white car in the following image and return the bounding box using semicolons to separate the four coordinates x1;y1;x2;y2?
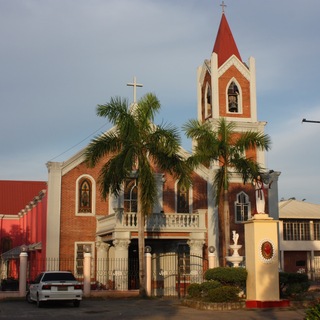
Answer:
26;271;83;307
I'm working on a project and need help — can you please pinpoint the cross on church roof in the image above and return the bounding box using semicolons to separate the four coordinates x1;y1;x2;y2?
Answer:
127;76;143;104
220;1;227;13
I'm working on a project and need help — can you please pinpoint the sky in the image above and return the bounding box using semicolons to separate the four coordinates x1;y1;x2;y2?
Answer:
1;0;320;204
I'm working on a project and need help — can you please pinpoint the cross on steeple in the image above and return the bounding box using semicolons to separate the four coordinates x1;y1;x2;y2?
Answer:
127;76;143;104
220;1;227;13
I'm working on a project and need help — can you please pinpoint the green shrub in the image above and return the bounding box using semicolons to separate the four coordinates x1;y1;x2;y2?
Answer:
204;267;247;287
187;283;202;298
286;282;310;297
206;286;240;303
287;272;309;284
200;280;221;296
305;303;320;320
279;272;310;298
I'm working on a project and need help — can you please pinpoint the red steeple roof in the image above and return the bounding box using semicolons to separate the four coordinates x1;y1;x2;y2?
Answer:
212;13;242;67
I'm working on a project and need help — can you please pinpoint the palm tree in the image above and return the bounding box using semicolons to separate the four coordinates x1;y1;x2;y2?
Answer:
85;93;191;296
183;117;271;266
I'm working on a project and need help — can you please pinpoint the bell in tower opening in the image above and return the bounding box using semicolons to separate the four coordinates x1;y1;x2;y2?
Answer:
228;81;239;113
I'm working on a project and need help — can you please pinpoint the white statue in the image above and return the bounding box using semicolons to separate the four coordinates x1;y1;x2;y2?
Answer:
232;230;239;245
253;175;272;214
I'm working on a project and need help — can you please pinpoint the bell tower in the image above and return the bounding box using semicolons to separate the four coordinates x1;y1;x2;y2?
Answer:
199;5;281;268
197;9;266;167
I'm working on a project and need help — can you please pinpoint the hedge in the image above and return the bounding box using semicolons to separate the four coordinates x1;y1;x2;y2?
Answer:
204;267;247;287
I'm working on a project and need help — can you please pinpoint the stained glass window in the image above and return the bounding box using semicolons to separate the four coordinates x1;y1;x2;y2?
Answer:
79;179;92;213
177;183;189;213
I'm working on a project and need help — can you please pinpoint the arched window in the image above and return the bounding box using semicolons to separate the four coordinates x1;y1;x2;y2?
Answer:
205;83;212;118
235;192;251;222
124;179;138;212
177;183;189;213
78;179;92;213
227;81;240;113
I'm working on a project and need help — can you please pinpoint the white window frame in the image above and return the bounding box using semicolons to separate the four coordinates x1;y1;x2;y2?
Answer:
234;191;251;223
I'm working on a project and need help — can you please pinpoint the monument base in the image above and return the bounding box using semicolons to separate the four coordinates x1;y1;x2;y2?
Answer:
246;300;290;308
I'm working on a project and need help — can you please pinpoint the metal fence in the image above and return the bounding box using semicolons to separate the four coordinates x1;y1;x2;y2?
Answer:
1;253;208;295
151;253;208;298
0;256;139;292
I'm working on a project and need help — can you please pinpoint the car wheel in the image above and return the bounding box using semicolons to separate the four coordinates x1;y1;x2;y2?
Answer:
73;300;80;307
36;295;43;308
26;291;33;304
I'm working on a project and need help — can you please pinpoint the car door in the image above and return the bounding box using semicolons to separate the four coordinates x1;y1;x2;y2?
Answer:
29;273;43;300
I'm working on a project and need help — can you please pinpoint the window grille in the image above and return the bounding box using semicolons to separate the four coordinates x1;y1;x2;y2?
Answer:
283;220;311;241
75;243;93;277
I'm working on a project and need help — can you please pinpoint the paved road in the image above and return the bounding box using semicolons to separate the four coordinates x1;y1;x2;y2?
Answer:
0;298;307;320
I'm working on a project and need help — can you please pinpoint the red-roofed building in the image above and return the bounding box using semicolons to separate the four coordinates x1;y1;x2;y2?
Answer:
0;180;47;282
0;180;47;215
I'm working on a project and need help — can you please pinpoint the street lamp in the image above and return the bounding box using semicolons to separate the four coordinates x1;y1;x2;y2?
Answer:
302;118;320;124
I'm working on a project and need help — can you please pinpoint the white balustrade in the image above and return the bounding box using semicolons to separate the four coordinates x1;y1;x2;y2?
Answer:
96;210;206;235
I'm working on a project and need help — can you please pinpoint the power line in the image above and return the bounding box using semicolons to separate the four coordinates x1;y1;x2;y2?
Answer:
49;123;109;161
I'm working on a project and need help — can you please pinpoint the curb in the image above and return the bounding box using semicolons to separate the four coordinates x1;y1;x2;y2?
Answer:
182;299;246;310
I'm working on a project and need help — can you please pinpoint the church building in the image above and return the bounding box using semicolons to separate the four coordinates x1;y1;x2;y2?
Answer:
44;8;279;295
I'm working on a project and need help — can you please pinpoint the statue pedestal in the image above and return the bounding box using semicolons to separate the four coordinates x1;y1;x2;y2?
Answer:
226;244;243;267
245;214;287;308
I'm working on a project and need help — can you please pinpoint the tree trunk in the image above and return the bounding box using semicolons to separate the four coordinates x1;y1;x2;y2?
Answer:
218;197;226;267
218;190;230;267
223;189;230;261
137;185;146;297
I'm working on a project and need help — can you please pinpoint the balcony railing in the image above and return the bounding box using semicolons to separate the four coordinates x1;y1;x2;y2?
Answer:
96;209;206;236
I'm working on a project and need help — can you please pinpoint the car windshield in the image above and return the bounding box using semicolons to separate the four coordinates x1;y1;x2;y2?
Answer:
42;273;76;282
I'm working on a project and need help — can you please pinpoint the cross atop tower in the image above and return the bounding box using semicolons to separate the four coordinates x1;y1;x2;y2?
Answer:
220;1;227;13
127;76;143;104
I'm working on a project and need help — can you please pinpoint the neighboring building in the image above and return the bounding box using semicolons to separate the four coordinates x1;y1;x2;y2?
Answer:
44;10;279;296
0;180;47;281
279;199;320;280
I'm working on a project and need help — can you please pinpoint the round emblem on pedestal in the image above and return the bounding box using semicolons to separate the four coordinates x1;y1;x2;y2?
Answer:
259;239;275;263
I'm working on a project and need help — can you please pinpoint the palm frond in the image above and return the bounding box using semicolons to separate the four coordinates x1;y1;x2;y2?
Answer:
236;131;271;151
183;119;213;140
96;97;129;124
232;157;264;184
136;93;161;124
85;132;122;167
98;148;135;198
148;123;181;156
138;160;157;216
213;167;227;204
